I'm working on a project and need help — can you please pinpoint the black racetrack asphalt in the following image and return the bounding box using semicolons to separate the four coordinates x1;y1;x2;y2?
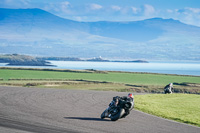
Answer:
0;86;199;133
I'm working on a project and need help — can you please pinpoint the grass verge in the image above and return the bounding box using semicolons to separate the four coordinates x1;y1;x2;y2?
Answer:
135;94;200;127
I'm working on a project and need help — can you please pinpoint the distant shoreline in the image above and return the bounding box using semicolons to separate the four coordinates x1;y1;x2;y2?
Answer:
41;57;149;63
5;58;149;66
0;54;148;67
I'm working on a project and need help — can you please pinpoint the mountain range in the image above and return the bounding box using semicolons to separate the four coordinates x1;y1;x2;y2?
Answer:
0;8;200;61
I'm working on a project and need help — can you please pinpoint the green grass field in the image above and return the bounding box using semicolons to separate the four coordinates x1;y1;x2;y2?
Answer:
1;68;200;84
0;68;200;93
135;94;200;127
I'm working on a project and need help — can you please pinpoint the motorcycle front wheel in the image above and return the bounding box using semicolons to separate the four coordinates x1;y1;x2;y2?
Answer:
101;109;107;119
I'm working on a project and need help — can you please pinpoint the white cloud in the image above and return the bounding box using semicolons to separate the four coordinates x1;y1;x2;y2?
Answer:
74;16;83;21
20;0;30;6
131;7;139;14
183;8;200;27
143;4;155;16
60;1;71;14
186;7;200;14
1;0;30;8
44;3;57;11
183;15;200;27
111;5;121;11
167;9;173;13
61;1;70;9
168;7;200;27
176;7;200;15
89;3;102;10
44;1;72;14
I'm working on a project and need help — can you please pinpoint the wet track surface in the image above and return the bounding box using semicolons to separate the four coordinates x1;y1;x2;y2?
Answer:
0;86;199;133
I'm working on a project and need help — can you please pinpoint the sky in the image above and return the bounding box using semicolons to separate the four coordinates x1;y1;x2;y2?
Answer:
1;0;200;27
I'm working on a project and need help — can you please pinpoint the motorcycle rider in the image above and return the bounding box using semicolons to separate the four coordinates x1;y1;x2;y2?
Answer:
164;83;173;94
108;93;134;118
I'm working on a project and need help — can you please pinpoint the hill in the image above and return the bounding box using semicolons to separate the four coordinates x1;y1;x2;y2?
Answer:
0;54;51;66
0;8;200;61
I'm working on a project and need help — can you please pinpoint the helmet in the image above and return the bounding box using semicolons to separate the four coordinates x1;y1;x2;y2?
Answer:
128;93;134;98
169;83;173;86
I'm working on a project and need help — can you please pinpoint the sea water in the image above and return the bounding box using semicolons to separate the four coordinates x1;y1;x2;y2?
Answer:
1;61;200;76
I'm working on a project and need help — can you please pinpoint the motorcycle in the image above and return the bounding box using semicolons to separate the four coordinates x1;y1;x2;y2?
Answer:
164;86;173;94
164;87;172;94
101;99;134;121
164;83;173;94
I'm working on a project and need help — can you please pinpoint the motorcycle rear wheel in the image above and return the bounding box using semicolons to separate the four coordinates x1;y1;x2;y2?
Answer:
110;108;125;121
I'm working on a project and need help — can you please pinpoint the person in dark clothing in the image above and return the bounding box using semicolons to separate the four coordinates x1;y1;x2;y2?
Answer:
164;83;173;94
109;93;134;118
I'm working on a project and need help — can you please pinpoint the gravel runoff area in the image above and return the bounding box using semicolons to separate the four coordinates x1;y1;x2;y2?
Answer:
0;86;199;133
